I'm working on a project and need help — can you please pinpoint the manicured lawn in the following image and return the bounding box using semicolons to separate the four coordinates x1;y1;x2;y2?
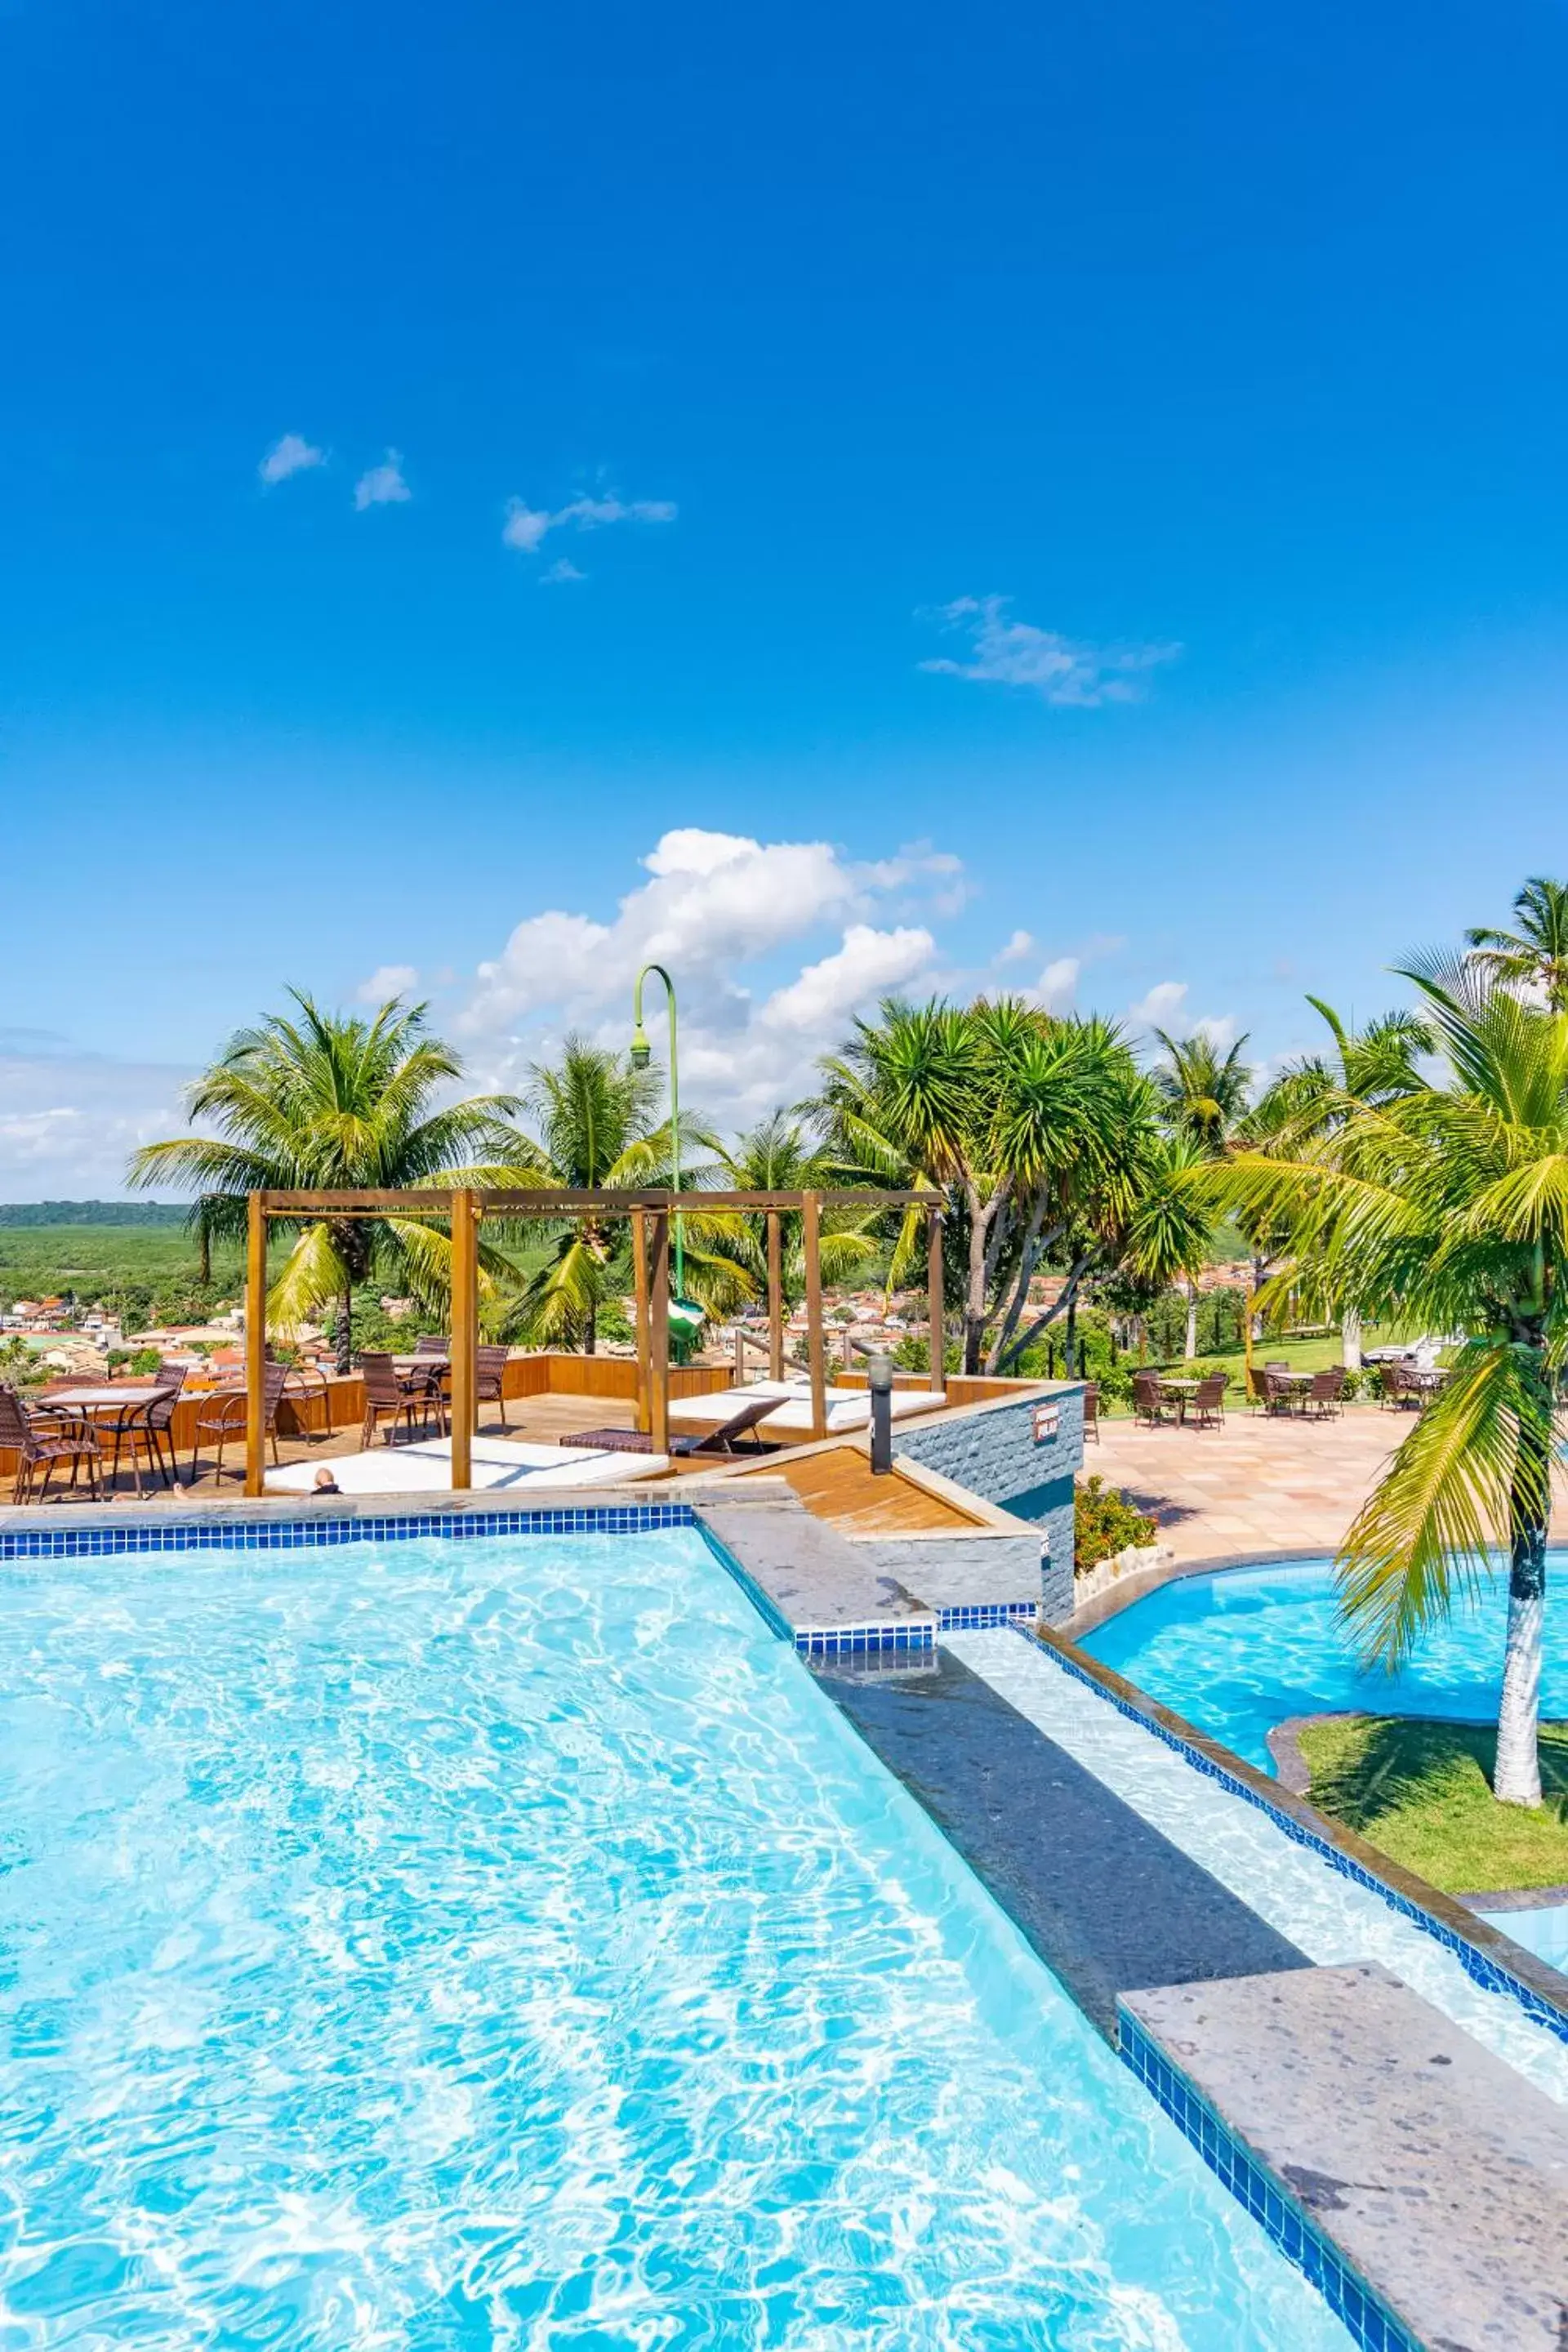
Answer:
1298;1715;1568;1893
1095;1326;1404;1415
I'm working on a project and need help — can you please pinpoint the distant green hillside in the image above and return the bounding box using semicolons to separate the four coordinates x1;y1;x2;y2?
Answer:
0;1201;189;1227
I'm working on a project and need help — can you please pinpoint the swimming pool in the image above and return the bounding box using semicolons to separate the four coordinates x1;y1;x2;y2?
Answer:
0;1524;1352;2347
1080;1552;1568;1773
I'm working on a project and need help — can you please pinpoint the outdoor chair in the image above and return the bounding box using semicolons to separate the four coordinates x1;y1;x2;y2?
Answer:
117;1365;188;1491
413;1334;449;1356
1082;1382;1099;1443
1188;1374;1227;1429
268;1343;335;1438
560;1395;789;1459
1261;1368;1298;1417
1305;1366;1345;1421
189;1362;290;1486
359;1352;441;1447
0;1383;102;1503
1132;1370;1169;1428
475;1343;511;1427
1383;1362;1422;1411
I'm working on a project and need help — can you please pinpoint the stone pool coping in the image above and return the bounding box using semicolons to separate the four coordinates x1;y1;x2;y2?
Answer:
1032;1621;1568;2034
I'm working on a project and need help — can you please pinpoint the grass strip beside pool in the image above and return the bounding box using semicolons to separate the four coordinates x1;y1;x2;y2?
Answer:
1299;1715;1568;1893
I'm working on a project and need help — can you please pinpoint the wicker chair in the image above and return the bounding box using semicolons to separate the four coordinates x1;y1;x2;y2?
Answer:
359;1352;439;1446
1305;1365;1346;1420
189;1363;290;1486
1082;1381;1099;1443
0;1383;102;1503
116;1365;189;1491
475;1344;511;1428
1261;1368;1298;1417
413;1334;449;1356
1188;1373;1227;1429
1132;1370;1169;1427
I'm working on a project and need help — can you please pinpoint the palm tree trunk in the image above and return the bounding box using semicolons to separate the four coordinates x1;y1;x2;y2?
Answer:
1183;1278;1200;1361
964;1201;990;1377
584;1306;597;1356
336;1283;353;1377
1494;1415;1548;1807
1064;1293;1078;1380
1342;1307;1362;1371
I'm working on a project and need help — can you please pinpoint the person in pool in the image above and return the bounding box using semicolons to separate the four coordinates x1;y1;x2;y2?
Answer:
312;1468;341;1495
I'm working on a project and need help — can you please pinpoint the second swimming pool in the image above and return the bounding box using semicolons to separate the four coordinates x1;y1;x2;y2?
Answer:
1080;1552;1568;1772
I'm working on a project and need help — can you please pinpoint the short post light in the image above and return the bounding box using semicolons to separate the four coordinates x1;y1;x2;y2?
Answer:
867;1348;894;1475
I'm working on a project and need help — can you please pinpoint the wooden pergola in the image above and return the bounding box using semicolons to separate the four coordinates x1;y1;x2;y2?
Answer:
243;1187;947;1496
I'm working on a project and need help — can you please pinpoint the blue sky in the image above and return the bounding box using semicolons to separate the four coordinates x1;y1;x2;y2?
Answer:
5;0;1568;1191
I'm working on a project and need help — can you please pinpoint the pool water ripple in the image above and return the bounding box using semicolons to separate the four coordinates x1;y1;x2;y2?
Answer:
0;1532;1349;2348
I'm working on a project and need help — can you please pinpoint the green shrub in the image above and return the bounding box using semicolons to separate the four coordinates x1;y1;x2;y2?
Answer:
127;1347;164;1377
1075;1475;1158;1575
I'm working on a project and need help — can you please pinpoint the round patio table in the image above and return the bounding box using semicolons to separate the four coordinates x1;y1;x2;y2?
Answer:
42;1387;164;1496
1156;1377;1200;1423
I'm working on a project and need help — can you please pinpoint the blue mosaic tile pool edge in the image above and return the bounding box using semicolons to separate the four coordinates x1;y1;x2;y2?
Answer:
792;1600;1037;1657
1022;1624;1568;2048
0;1501;699;1558
1118;2010;1419;2352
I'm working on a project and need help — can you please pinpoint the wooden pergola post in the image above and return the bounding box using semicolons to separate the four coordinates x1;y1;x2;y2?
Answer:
766;1209;784;1381
648;1209;670;1455
802;1189;827;1441
244;1191;267;1497
630;1210;651;1435
449;1187;478;1490
927;1204;947;1398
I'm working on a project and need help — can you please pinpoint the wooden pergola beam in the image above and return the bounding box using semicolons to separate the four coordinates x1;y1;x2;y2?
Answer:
255;1187;943;1216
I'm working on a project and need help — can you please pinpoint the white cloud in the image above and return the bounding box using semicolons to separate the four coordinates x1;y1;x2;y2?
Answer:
1036;956;1081;1010
455;829;952;1126
355;964;420;1004
354;451;411;510
501;488;677;556
0;1049;197;1199
1129;981;1191;1030
1127;979;1236;1048
541;559;586;584
759;925;934;1035
501;500;552;552
996;929;1034;965
259;433;325;486
920;596;1181;707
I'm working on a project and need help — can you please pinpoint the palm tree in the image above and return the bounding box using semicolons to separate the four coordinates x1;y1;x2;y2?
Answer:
499;1036;750;1351
500;1039;666;1352
127;992;529;1371
1246;998;1434;1365
1204;956;1568;1807
816;998;1156;1375
1151;1028;1251;1353
1466;875;1568;1010
712;1112;880;1332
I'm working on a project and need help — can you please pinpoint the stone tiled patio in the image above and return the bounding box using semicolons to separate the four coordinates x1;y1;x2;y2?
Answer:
1090;1400;1568;1570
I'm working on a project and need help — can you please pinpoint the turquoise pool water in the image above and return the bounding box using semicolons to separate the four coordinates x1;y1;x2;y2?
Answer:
1081;1552;1568;1772
0;1529;1350;2348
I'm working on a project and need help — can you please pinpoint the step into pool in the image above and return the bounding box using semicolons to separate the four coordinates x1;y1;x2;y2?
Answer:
0;1522;1351;2347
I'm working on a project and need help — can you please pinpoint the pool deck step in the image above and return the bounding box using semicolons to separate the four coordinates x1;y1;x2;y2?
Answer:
1122;1962;1568;2352
815;1646;1310;2036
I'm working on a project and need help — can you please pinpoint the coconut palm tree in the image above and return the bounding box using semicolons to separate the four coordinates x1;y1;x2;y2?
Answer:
1245;998;1434;1364
1151;1028;1251;1353
127;992;530;1371
1203;956;1568;1806
1466;875;1568;1010
710;1112;881;1325
498;1036;751;1350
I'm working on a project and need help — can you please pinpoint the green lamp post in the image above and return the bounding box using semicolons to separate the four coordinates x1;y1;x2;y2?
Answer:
630;963;703;1350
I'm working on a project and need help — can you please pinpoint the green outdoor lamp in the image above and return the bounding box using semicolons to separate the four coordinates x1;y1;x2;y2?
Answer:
630;964;704;1350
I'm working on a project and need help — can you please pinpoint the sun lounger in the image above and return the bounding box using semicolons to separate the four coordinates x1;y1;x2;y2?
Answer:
666;1380;947;1437
265;1437;668;1494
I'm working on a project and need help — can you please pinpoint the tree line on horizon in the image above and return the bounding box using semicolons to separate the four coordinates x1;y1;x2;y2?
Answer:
127;874;1568;1810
